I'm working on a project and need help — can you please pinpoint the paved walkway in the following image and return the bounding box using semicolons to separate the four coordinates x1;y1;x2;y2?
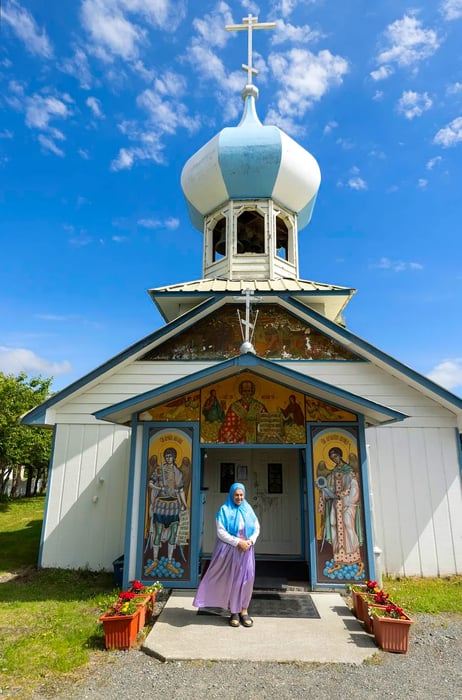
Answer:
142;590;377;664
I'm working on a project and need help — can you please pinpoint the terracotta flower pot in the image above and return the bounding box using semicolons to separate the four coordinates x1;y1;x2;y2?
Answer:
100;609;140;649
351;587;367;618
356;593;393;625
132;594;151;630
363;604;388;633
372;614;414;653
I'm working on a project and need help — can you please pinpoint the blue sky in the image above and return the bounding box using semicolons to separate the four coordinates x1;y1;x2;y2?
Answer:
1;0;462;396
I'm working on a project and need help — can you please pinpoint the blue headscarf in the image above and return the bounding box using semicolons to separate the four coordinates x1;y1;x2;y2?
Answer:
216;482;258;538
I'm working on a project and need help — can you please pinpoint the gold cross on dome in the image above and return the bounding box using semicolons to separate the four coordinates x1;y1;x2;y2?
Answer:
225;14;276;86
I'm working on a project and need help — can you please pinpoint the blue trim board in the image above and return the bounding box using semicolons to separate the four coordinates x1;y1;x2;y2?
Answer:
306;421;374;589
94;353;407;425
37;425;57;568
134;422;200;588
358;415;376;581
134;422;151;585
122;421;141;590
305;440;317;590
284;296;462;412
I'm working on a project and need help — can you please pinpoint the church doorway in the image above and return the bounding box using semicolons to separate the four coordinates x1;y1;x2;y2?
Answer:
201;448;306;566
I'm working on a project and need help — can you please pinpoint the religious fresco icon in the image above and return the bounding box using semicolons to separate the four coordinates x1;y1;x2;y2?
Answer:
138;304;361;361
199;373;306;444
311;426;368;584
142;427;193;582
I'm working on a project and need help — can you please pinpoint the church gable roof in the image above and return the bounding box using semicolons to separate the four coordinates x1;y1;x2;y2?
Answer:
21;291;462;426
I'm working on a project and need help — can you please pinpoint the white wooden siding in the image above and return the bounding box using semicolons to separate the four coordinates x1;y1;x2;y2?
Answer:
54;360;456;426
41;424;131;570
45;358;461;576
367;426;462;577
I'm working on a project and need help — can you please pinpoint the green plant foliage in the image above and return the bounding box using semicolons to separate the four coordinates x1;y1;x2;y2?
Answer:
0;372;53;497
383;575;462;614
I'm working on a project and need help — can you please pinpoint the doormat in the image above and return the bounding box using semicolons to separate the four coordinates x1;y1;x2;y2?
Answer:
198;593;320;620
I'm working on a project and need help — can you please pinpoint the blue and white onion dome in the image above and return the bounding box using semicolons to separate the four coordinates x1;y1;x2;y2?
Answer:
181;86;321;232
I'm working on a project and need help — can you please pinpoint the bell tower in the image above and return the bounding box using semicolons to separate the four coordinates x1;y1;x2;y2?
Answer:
180;14;321;283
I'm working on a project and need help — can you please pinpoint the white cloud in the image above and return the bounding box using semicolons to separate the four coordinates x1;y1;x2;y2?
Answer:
81;0;185;62
426;155;442;169
336;137;355;150
372;90;384;101
0;347;71;377
440;0;462;21
323;120;338;134
138;217;180;230
78;148;90;159
34;314;75;321
371;257;424;272
111;70;201;170
0;129;14;139
417;178;428;189
137;87;200;135
427;358;462;390
434;116;462;147
86;96;104;118
272;20;323;45
374;14;439;78
370;65;394;81
369;149;386;159
446;81;462;95
3;0;54;58
38;134;65;157
186;3;247;113
7;85;72;155
268;48;349;121
274;0;315;17
396;90;432;119
60;48;94;89
241;0;259;14
111;141;164;172
81;0;145;61
24;93;72;131
347;176;367;190
193;2;234;48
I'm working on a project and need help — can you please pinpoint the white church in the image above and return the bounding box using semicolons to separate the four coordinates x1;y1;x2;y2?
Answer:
24;16;462;591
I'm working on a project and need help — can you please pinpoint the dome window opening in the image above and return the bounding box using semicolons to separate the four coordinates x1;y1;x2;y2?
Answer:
237;210;265;254
276;216;289;261
212;216;227;261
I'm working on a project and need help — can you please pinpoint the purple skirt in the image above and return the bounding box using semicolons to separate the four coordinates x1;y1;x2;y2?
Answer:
193;540;255;614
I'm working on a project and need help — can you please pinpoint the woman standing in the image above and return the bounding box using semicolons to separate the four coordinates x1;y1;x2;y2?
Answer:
193;482;260;627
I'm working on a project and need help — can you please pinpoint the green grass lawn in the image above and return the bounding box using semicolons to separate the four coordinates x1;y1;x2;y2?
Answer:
0;498;115;699
0;497;461;699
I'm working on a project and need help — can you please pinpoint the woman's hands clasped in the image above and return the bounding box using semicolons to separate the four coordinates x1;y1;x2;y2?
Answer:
237;538;253;552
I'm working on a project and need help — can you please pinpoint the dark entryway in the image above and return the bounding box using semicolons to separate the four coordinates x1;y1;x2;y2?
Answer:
254;560;309;590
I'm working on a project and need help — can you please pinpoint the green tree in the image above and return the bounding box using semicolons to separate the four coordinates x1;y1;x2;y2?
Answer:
0;373;53;497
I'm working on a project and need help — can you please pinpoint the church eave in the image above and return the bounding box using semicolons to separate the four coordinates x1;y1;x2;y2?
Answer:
148;280;356;323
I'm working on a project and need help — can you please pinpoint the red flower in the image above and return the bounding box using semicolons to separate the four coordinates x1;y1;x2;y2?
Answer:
118;591;136;601
384;602;406;619
129;580;146;592
373;590;390;605
365;580;378;592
